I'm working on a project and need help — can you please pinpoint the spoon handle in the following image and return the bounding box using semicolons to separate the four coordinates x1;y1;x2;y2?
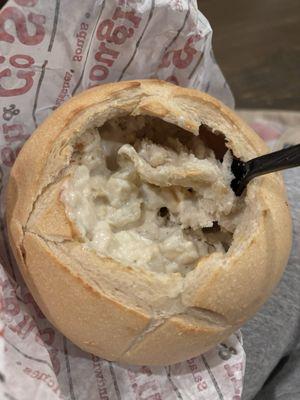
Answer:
231;144;300;196
244;144;300;184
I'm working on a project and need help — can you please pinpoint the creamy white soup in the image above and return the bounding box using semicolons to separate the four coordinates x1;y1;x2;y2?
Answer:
62;116;244;275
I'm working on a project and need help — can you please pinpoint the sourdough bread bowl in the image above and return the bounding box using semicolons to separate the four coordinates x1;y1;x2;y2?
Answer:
6;80;292;365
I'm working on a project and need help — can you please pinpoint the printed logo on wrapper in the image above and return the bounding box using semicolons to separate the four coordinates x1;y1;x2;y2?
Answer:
23;366;62;398
171;0;184;12
0;2;46;96
127;367;162;399
55;71;74;108
0;266;63;399
0;1;242;399
88;6;142;85
72;23;89;63
0;274;61;370
92;355;110;400
186;357;208;392
158;33;203;85
0;0;47;169
224;362;244;400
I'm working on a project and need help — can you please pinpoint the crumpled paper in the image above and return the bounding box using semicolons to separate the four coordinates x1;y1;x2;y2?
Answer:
0;1;244;399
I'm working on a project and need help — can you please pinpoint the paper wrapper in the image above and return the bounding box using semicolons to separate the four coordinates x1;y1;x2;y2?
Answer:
0;0;245;399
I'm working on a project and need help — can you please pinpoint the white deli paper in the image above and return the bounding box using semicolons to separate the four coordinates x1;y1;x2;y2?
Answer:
0;1;246;399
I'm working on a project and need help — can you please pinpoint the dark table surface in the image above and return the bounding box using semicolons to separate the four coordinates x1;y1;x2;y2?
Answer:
198;0;300;110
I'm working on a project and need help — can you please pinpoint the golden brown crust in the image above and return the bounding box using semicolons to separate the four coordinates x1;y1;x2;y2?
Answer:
182;175;291;323
6;79;292;365
23;232;150;360
26;178;76;241
120;315;231;366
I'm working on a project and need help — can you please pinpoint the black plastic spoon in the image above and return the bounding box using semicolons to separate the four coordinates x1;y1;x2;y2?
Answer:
231;144;300;196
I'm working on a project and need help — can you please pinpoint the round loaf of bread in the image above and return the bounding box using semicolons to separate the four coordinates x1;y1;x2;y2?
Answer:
6;80;292;365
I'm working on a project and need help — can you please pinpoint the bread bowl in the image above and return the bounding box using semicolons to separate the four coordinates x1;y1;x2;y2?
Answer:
6;80;292;365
